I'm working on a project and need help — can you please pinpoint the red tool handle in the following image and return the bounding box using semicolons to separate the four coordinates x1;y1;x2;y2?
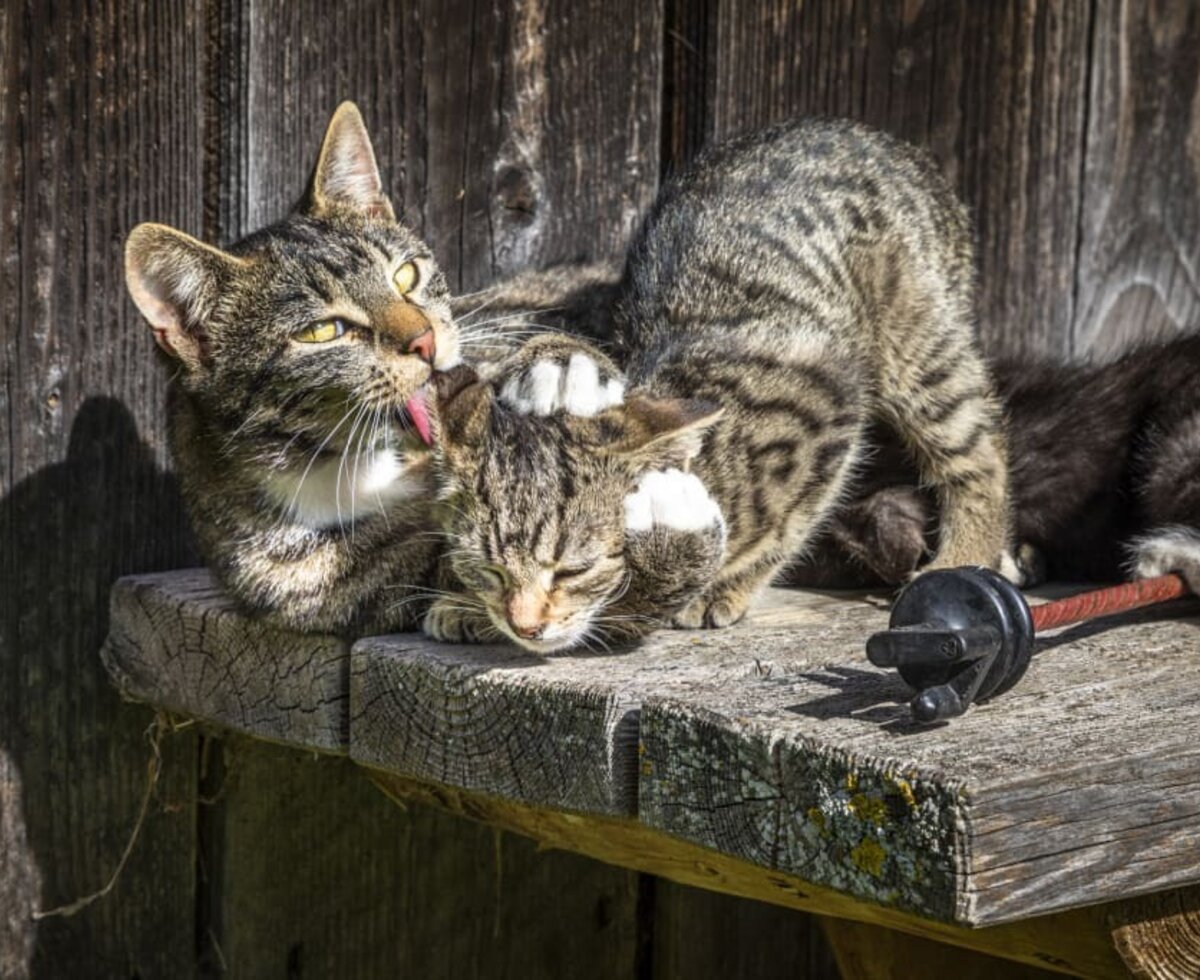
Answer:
1029;573;1191;632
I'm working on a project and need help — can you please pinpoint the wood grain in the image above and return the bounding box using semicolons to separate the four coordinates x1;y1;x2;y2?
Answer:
368;768;1141;978
206;737;644;980
0;2;203;975
102;570;350;753
229;0;661;289
109;571;1200;932
1071;0;1200;357
350;635;642;815
675;0;1094;358
639;596;1200;926
1111;888;1200;979
819;916;1063;980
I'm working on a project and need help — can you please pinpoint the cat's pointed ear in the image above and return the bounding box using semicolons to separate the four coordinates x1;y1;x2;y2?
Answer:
605;395;723;468
435;365;494;448
125;223;245;370
304;102;395;221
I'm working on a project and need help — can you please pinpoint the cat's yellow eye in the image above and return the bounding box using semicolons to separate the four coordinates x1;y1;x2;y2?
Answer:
393;261;419;295
293;319;347;344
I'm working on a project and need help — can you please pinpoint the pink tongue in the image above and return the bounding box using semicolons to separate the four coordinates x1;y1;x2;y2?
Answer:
406;392;433;446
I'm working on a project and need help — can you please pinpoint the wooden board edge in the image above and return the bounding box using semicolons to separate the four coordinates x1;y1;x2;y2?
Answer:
364;767;1135;978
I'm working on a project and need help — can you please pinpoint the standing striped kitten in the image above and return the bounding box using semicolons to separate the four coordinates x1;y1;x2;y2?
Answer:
124;103;621;634
428;118;1017;648
615;118;1016;627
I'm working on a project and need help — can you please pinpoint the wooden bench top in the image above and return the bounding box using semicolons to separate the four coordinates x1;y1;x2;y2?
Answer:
101;569;1200;975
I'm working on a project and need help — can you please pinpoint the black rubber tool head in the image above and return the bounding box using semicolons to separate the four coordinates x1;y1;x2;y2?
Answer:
866;567;1034;723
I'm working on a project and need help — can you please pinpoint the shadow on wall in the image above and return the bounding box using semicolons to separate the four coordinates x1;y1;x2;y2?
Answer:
0;396;196;977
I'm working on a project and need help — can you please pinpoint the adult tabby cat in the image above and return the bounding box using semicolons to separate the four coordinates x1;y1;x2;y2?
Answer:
792;334;1200;593
425;118;1018;651
123;103;640;635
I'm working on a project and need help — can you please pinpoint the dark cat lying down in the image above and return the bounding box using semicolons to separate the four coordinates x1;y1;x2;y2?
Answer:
794;334;1200;593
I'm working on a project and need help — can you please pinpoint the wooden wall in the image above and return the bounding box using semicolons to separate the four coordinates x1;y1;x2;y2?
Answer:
1;0;1197;976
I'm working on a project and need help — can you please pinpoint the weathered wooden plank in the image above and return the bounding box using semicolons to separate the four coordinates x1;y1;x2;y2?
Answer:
1071;0;1200;356
107;568;1200;929
233;0;662;290
369;768;1139;978
102;570;349;753
0;1;204;974
350;635;642;815
687;0;1092;357
349;589;839;816
639;597;1200;926
207;737;644;980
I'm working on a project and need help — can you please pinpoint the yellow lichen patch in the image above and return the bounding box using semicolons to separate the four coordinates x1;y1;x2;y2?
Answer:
845;771;858;791
891;777;917;809
848;793;888;825
850;838;887;877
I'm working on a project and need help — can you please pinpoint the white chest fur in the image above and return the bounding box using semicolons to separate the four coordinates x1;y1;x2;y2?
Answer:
263;449;422;529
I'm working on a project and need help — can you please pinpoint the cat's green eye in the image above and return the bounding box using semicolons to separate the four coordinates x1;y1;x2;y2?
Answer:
293;319;347;344
393;261;419;295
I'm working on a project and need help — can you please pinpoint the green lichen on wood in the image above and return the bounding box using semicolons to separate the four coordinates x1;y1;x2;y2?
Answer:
774;741;963;918
639;701;964;918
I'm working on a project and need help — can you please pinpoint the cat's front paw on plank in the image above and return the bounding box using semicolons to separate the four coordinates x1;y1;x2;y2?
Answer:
498;336;625;417
422;597;499;644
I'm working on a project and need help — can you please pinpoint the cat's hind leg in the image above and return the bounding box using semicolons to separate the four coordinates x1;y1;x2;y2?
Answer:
881;339;1017;580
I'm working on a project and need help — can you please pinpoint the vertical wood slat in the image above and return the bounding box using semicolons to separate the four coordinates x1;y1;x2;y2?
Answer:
0;1;202;976
231;0;661;287
210;739;644;980
675;0;1093;358
1072;0;1200;356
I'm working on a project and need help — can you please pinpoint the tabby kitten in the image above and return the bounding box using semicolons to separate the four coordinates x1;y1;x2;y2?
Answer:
425;359;727;652
795;334;1200;593
124;103;618;634
427;118;1018;649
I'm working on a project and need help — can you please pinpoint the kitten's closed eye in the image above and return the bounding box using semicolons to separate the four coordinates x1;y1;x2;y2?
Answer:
554;564;593;581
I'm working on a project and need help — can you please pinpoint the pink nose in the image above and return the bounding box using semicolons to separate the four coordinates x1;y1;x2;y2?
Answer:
509;620;545;640
407;328;435;364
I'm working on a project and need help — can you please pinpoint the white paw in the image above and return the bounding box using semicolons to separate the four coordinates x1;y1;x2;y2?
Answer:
995;550;1023;585
1130;526;1200;593
499;353;625;417
624;468;724;534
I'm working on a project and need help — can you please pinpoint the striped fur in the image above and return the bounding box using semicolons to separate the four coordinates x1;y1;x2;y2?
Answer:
614;118;1015;626
436;118;1016;644
125;104;615;635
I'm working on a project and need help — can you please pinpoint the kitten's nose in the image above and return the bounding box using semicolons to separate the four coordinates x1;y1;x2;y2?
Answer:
407;328;435;364
509;620;545;640
506;592;546;639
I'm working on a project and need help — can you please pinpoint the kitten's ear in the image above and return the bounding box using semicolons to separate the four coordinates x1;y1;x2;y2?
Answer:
435;365;494;448
605;395;723;468
125;223;245;369
304;102;395;221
